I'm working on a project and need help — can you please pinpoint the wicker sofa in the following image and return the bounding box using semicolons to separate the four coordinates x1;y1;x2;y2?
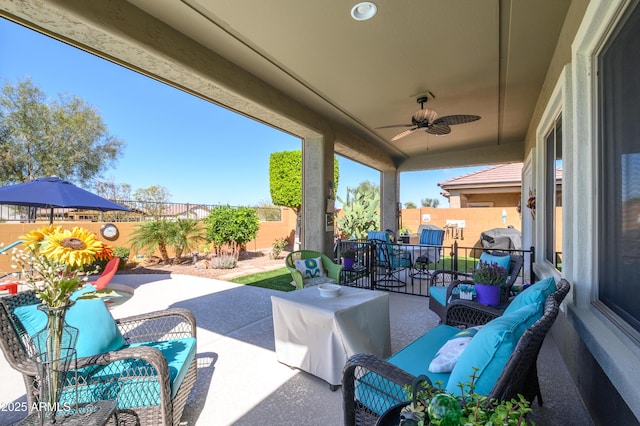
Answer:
343;278;570;426
0;290;197;425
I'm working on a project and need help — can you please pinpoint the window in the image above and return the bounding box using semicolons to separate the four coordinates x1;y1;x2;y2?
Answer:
598;1;640;333
544;115;562;270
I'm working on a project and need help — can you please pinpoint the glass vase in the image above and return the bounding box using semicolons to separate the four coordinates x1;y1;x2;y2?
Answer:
30;303;79;423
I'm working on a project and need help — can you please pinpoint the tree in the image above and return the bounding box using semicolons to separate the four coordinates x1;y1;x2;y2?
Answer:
269;150;339;213
128;220;173;264
337;181;380;239
421;197;440;208
133;185;171;219
405;201;417;209
0;78;124;186
205;205;260;259
169;219;206;264
94;176;132;201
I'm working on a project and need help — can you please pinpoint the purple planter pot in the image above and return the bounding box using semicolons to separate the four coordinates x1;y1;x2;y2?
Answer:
342;257;355;270
475;283;501;306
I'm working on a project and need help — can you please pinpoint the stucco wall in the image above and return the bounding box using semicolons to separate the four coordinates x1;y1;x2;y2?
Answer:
0;208;297;274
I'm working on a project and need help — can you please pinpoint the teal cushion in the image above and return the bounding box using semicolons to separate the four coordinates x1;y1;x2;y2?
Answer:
14;299;126;358
430;286;447;306
357;325;460;416
294;257;326;278
504;277;556;315
446;303;542;395
61;337;197;408
478;253;511;275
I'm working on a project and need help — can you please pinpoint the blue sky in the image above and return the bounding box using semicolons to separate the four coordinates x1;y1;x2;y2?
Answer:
0;18;484;207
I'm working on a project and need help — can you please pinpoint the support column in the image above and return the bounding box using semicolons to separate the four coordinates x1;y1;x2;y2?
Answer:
380;170;400;234
302;135;335;256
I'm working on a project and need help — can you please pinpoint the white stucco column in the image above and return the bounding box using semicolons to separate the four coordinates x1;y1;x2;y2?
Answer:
302;135;335;256
380;170;400;234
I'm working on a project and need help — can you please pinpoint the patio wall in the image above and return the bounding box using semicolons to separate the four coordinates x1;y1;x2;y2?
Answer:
0;208;298;274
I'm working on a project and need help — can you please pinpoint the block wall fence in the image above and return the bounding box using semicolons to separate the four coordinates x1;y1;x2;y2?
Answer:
0;206;538;274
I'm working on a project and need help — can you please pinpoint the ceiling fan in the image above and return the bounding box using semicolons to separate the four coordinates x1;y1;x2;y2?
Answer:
377;96;481;141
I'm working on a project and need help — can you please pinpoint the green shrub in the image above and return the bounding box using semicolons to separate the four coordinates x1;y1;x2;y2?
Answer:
205;205;260;259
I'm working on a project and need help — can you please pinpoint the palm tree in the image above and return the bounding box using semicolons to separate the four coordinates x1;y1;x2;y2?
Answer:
128;220;173;264
169;219;206;264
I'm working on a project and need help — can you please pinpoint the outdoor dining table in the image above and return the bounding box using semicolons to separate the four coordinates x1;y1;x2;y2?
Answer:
271;285;391;390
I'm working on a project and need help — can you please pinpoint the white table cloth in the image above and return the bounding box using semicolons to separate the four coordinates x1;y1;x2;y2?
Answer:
271;285;391;387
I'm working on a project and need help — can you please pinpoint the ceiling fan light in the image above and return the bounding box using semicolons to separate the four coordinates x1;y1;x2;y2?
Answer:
351;2;377;21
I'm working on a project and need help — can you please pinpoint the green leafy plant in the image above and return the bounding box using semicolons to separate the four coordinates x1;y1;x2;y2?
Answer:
401;369;533;426
269;237;288;259
472;261;507;286
205;205;260;259
337;181;380;239
128;220;174;264
168;218;206;264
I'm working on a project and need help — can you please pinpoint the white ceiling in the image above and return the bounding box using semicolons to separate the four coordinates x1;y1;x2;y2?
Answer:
0;0;572;172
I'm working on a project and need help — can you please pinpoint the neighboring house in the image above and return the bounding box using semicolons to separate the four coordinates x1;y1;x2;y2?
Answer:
439;163;562;210
162;203;211;220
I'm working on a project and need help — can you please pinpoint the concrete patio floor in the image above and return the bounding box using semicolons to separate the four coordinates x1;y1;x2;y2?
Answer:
0;274;592;425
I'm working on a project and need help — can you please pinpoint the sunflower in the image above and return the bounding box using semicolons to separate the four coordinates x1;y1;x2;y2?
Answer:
40;226;103;268
19;224;60;246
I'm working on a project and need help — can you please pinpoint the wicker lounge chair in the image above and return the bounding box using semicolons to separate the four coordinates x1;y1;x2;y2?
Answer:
429;251;524;321
0;290;197;425
343;278;570;426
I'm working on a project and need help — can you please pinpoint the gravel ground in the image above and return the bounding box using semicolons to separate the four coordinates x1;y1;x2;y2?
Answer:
118;249;292;280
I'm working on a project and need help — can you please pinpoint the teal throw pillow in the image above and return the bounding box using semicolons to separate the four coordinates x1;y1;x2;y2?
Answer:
504;277;556;315
446;303;542;395
294;257;326;278
14;298;126;358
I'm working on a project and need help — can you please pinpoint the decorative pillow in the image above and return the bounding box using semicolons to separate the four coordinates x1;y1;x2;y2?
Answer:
429;326;482;373
446;303;542;395
294;257;326;279
14;298;126;359
504;277;556;315
478;253;511;284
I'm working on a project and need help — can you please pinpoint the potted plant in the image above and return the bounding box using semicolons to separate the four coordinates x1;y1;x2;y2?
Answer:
341;247;356;270
471;261;507;306
378;370;533;426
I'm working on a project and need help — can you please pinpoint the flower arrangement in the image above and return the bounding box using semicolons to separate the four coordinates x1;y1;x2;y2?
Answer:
12;225;114;307
471;261;507;286
400;370;533;426
526;188;536;219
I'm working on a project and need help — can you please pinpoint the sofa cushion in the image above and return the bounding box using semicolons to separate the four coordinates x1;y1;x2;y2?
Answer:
504;277;556;315
14;298;126;359
445;303;542;395
294;257;326;278
430;286;447;306
429;326;482;373
357;324;460;416
61;337;197;408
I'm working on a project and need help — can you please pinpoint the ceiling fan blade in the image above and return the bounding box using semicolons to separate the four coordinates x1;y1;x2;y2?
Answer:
391;128;419;141
412;108;438;123
434;115;481;126
426;123;451;135
376;124;414;129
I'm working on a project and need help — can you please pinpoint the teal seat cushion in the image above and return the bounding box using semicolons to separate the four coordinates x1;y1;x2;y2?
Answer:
62;337;197;409
446;303;542;395
357;325;459;416
13;298;126;359
430;286;447;306
504;277;556;315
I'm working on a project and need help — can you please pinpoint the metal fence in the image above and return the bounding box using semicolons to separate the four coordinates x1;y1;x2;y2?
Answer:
0;201;283;223
335;239;535;297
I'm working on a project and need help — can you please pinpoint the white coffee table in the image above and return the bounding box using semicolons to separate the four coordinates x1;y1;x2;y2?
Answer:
271;285;391;390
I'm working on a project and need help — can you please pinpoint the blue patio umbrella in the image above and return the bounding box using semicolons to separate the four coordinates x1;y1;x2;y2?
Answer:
0;176;131;223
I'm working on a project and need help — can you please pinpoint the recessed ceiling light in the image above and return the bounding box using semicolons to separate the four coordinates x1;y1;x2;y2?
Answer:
351;2;377;21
